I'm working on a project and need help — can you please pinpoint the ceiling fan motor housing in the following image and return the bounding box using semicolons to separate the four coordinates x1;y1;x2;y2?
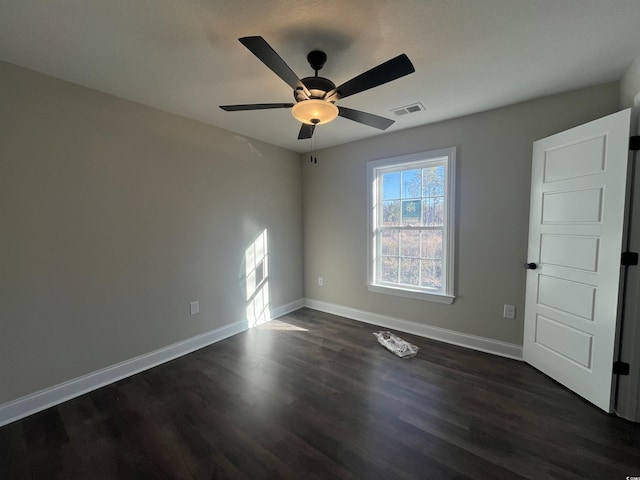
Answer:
295;76;336;102
293;51;338;125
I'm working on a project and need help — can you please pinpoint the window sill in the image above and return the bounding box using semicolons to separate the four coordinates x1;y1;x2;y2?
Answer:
367;284;455;304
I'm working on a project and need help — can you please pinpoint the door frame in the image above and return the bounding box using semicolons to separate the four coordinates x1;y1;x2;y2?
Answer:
615;106;640;422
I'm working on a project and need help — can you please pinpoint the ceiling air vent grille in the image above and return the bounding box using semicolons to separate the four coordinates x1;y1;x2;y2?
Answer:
391;102;425;117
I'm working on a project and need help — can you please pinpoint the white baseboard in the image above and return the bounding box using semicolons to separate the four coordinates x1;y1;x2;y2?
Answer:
0;319;247;428
0;298;307;428
304;298;523;361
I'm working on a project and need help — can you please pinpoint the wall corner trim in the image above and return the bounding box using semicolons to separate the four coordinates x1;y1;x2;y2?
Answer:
0;299;304;428
303;298;523;361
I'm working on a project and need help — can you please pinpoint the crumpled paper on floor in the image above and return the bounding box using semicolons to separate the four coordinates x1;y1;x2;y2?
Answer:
373;331;419;358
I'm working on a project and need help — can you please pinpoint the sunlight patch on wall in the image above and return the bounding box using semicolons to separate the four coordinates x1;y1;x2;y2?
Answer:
245;229;270;327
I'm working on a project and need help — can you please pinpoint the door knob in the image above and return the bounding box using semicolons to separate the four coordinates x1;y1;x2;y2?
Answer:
525;262;538;270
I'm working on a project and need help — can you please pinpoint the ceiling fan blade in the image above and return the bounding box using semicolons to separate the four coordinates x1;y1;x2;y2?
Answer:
239;36;311;98
330;54;415;100
220;103;294;111
298;123;315;139
338;106;395;130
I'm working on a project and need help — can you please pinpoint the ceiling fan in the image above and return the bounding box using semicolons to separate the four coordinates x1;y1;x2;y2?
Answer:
220;36;415;140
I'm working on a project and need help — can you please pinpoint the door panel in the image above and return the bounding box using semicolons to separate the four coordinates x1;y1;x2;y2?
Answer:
534;315;593;367
537;275;595;320
539;234;599;271
543;135;606;182
524;109;631;412
541;187;603;223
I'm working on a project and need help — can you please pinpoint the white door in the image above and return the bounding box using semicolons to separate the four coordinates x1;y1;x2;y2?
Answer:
523;109;632;412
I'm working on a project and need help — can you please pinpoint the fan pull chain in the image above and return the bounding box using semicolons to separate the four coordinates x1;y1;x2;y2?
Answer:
309;130;317;164
313;128;317;164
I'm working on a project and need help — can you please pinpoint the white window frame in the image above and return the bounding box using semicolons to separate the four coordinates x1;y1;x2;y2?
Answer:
367;147;456;304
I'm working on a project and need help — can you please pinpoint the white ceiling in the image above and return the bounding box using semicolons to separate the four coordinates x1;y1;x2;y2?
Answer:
2;1;640;153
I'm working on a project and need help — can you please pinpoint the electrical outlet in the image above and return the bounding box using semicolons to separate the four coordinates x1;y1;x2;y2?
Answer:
318;276;324;287
503;304;516;319
190;301;199;315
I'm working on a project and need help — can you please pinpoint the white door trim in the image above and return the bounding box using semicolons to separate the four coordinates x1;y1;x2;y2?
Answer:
615;107;640;421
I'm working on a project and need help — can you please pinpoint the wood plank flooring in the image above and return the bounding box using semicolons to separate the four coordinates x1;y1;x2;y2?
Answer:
2;307;640;479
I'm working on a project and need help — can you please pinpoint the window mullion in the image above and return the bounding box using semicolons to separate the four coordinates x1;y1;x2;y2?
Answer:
379;225;441;231
418;229;423;288
397;229;401;284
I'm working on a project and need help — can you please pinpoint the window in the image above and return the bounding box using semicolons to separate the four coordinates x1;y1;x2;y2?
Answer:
367;147;456;304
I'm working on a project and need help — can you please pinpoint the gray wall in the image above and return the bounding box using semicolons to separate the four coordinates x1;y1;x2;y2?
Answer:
0;62;304;404
302;82;620;345
621;53;640;109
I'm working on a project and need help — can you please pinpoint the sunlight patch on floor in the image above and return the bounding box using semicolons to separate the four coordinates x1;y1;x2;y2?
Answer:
256;319;308;331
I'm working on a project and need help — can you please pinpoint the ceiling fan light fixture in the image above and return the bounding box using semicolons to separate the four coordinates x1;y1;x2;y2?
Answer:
291;99;338;125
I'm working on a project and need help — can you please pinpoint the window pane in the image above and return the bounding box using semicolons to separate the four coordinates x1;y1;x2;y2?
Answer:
423;197;444;226
400;230;420;257
381;256;398;282
401;199;421;224
399;258;420;286
382;200;401;226
382;172;400;200
381;230;399;256
421;230;442;259
421;260;442;288
401;169;422;198
422;165;445;197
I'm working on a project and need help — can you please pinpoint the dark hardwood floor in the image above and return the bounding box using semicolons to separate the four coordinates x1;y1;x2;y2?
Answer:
2;307;640;479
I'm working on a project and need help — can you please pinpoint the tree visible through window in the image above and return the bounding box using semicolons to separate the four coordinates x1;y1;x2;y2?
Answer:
368;148;455;303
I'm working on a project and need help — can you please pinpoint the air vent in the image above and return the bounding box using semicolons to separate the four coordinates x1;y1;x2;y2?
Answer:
391;102;425;117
